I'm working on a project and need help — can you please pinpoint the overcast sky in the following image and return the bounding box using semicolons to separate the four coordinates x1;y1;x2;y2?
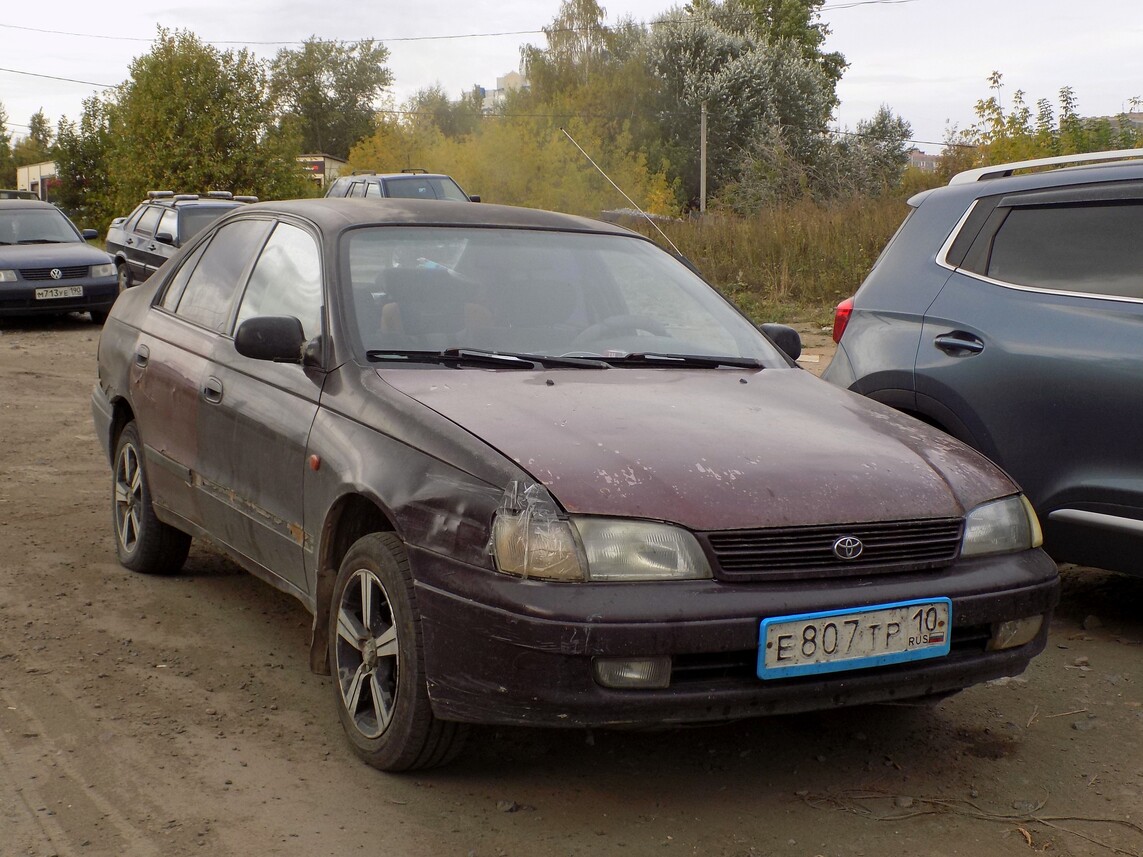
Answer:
2;0;1141;154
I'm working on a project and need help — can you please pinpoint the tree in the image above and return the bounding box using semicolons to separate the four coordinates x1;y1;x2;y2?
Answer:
53;96;115;228
270;37;392;159
11;109;54;169
107;28;311;214
0;101;13;186
645;4;836;205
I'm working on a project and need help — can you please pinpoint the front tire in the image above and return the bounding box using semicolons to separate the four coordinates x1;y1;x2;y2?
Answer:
112;421;191;574
330;533;468;771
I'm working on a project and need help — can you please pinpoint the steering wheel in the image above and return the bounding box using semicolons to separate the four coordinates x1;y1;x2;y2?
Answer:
570;314;669;347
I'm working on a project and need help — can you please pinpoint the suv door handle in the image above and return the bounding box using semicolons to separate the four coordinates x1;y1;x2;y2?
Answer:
202;377;224;404
933;332;985;356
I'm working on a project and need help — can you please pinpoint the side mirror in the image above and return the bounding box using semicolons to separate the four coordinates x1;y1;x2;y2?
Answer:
81;228;99;240
760;323;802;362
234;316;307;363
468;195;481;203
155;232;176;246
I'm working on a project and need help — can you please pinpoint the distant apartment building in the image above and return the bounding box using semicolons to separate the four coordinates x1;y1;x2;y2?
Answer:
907;148;940;172
479;71;529;112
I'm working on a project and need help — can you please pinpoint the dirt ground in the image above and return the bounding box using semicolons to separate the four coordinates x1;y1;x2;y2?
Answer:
1;314;1141;857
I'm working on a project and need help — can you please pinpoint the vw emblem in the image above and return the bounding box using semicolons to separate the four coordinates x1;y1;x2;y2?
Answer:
832;536;864;560
50;268;63;280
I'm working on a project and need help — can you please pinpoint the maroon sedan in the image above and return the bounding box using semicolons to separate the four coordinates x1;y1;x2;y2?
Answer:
92;198;1058;771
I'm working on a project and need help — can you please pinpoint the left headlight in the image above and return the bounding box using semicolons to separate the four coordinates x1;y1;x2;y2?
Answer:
0;269;16;282
91;263;116;278
961;495;1043;558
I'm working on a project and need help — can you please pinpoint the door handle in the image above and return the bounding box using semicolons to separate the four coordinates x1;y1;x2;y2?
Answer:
126;238;134;245
202;376;224;404
933;332;985;356
147;243;157;251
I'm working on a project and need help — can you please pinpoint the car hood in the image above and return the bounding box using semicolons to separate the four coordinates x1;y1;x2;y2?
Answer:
0;242;112;267
378;367;1015;531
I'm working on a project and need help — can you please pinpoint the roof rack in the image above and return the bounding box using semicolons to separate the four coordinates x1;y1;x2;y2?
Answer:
401;168;428;174
234;195;259;203
949;147;1143;185
173;193;199;201
204;190;234;199
147;190;174;199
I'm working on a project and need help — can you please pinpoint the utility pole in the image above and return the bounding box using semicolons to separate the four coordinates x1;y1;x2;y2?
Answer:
700;101;708;214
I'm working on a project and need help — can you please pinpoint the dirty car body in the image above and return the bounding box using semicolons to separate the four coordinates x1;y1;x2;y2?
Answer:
92;198;1059;771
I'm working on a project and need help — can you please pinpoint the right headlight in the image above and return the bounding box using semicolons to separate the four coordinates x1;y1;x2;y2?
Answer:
961;494;1043;558
489;480;711;582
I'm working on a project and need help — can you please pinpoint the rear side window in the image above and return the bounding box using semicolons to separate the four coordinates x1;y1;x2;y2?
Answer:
170;219;273;332
986;203;1143;299
135;206;163;237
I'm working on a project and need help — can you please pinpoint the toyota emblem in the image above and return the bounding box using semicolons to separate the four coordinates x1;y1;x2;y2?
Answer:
832;536;864;560
50;268;63;280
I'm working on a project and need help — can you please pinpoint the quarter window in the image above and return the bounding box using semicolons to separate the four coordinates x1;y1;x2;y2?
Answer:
984;202;1143;299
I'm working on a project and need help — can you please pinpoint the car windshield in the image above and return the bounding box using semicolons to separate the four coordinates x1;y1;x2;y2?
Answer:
382;176;470;202
0;208;81;244
343;226;785;366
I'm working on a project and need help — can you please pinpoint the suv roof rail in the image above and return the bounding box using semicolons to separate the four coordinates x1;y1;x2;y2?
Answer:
949;147;1143;185
351;170;377;176
147;190;174;199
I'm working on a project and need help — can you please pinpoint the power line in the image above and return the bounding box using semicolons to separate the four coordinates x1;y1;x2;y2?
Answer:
0;1;919;47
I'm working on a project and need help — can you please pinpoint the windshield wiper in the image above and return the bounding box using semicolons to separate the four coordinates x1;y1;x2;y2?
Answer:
366;348;609;370
17;239;66;244
603;352;764;370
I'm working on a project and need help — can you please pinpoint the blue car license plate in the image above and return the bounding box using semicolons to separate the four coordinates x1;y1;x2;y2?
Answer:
757;598;952;680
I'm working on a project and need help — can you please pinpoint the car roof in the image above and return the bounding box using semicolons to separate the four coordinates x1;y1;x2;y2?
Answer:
0;199;62;212
235;197;642;237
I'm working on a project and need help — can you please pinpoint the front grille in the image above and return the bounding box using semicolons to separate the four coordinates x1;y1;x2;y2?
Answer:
20;265;89;281
702;518;963;582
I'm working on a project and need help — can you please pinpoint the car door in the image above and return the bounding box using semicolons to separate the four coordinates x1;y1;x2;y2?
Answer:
917;188;1143;541
125;205;162;282
196;219;326;597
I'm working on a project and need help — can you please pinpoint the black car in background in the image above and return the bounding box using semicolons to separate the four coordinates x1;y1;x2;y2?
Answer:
105;191;256;290
824;148;1143;577
0;199;117;323
325;170;478;202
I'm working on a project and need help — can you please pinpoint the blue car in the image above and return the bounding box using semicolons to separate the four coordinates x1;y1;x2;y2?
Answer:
0;200;118;323
824;148;1143;577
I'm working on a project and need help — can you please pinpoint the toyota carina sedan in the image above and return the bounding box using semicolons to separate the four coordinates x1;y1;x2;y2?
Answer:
92;198;1058;771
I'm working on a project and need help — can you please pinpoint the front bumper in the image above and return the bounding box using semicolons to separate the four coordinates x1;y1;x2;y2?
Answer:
0;277;118;316
412;545;1059;727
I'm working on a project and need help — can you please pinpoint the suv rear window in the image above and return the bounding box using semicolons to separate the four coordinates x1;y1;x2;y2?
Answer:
986;202;1143;299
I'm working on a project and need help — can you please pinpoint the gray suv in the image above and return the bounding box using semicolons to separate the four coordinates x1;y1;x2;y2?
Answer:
325;170;478;202
824;149;1143;577
106;191;256;290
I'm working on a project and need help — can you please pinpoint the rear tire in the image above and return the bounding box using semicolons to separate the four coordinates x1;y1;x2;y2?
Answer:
112;421;191;574
330;533;468;771
117;264;132;293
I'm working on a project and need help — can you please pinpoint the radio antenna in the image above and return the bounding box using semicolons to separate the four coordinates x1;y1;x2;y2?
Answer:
560;127;682;257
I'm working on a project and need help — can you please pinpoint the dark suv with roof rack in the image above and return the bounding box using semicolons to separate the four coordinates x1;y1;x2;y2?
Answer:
325;169;479;202
105;191;257;290
823;147;1143;578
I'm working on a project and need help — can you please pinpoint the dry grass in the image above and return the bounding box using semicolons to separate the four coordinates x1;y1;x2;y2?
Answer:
644;195;911;325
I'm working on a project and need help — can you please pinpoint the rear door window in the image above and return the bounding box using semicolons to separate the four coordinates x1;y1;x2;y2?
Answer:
169;219;273;332
984;202;1143;299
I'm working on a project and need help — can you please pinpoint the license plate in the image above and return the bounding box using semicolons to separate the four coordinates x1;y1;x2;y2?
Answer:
35;285;84;300
757;598;951;680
